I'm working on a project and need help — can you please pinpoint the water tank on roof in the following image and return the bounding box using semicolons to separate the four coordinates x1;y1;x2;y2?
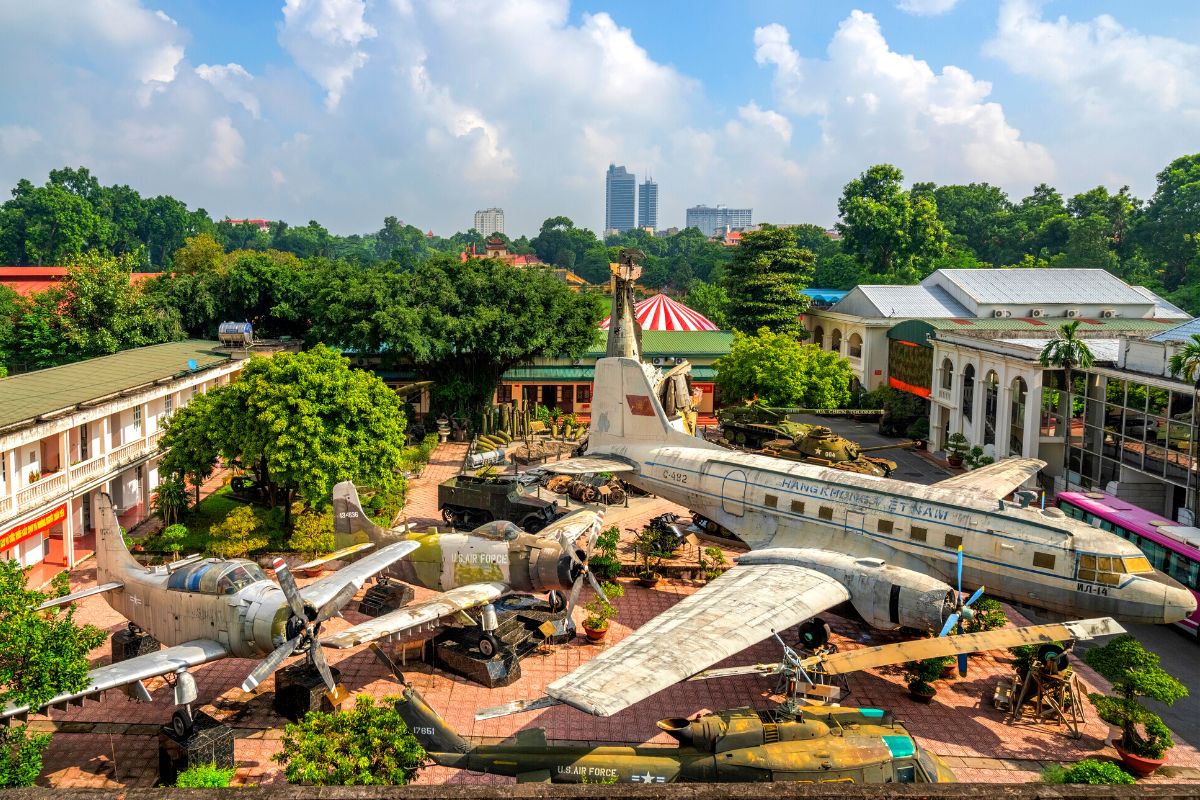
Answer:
218;321;254;347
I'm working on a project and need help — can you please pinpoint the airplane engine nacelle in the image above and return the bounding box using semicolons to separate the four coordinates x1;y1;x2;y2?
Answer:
527;541;576;594
738;548;952;632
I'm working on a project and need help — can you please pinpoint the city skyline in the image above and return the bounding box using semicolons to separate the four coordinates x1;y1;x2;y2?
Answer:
2;2;1199;236
605;164;636;234
638;177;658;231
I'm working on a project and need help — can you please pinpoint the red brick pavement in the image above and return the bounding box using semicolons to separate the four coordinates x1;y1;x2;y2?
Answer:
30;442;1200;787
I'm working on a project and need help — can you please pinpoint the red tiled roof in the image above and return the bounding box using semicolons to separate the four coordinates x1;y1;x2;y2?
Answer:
0;267;158;297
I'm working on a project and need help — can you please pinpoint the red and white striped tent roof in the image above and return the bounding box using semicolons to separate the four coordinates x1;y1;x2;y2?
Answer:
599;293;720;331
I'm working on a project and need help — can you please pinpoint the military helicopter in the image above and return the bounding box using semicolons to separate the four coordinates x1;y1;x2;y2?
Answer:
322;482;609;657
3;494;417;737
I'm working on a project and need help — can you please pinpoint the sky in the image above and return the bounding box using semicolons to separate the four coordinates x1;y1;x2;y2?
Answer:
1;1;1199;238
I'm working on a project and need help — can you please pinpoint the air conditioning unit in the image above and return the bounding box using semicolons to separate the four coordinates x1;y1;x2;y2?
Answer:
1101;309;1118;319
652;357;663;365
1065;309;1080;318
993;309;1011;318
1029;308;1045;318
675;357;687;364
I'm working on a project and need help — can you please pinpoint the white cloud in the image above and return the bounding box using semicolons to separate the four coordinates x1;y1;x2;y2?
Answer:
0;125;41;157
195;64;260;117
737;102;792;143
897;0;960;16
203;117;245;175
755;11;1053;190
279;0;377;110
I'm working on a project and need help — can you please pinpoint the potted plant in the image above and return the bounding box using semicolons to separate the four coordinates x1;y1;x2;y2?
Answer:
945;432;970;468
588;525;621;579
906;417;930;449
964;596;1007;634
903;655;951;703
634;528;668;587
581;580;624;643
964;446;995;470
1085;635;1188;777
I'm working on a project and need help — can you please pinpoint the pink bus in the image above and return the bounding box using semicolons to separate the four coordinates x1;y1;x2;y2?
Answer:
1057;491;1200;638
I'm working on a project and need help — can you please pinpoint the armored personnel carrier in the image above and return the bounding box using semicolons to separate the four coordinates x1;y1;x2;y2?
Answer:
437;473;563;531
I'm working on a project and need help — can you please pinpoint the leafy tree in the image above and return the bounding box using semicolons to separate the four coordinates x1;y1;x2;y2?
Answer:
209;505;268;559
0;563;107;786
158;523;189;557
273;695;425;785
1039;321;1095;487
160;391;222;504
932;182;1013;265
22;185;100;265
152;477;189;526
1140;153;1200;291
714;327;853;408
1085;634;1188;760
836;164;946;279
173;233;226;275
288;505;335;558
683;280;729;329
220;249;309;338
723;226;813;335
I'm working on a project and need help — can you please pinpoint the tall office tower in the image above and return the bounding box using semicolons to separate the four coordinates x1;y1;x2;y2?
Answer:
638;177;659;231
605;164;636;234
685;204;753;237
473;207;505;236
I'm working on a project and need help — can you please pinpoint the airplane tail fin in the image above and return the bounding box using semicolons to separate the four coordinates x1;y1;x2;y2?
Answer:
395;686;471;766
95;493;142;580
589;357;725;452
332;481;392;549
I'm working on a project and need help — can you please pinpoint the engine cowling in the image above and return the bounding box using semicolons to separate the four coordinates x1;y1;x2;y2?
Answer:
525;538;577;594
738;548;953;632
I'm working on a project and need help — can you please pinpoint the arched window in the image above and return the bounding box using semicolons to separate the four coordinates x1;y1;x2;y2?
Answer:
847;333;863;358
984;370;999;447
962;364;975;423
831;329;843;353
1010;377;1028;456
813;326;825;348
940;358;954;391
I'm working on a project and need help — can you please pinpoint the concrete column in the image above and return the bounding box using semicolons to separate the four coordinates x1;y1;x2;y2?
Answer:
1025;372;1043;463
64;495;75;566
102;416;112;454
5;449;15;504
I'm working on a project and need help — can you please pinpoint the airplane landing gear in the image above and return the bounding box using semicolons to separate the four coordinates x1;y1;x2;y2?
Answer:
478;633;502;659
546;591;567;613
171;706;194;739
477;603;502;658
797;618;832;651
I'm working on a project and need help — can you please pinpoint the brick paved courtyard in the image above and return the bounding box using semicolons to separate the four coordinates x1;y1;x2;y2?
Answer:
28;443;1200;787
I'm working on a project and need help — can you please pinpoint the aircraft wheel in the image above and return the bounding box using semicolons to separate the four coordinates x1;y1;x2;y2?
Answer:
797;619;832;650
547;591;566;612
478;633;501;658
171;708;194;739
441;507;460;527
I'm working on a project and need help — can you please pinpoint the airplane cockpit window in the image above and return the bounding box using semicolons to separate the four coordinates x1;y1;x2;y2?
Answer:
168;560;266;594
472;521;521;541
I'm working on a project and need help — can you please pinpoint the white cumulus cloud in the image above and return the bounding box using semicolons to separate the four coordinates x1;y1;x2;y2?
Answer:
279;0;377;110
195;64;260;117
897;0;960;16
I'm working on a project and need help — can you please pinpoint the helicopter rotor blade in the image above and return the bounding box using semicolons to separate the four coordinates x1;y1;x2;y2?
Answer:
686;662;784;681
242;633;302;692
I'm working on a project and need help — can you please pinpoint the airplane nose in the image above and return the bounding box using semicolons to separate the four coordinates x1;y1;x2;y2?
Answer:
1164;582;1198;625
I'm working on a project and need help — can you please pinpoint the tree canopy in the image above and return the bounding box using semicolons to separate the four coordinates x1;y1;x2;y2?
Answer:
714;327;853;408
722;226;813;336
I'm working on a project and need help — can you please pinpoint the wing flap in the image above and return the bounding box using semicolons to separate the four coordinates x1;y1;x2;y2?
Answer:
300;540;420;610
545;563;850;717
931;457;1045;500
3;639;229;719
542;456;637;475
321;582;509;649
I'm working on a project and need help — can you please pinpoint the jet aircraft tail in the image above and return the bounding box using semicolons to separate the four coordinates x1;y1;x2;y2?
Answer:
589;356;725;453
395;685;472;766
95;492;143;582
332;481;395;549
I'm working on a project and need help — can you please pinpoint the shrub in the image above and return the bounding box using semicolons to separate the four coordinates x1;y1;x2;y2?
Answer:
903;655;951;693
1043;759;1134;785
209;505;269;559
158;523;189;557
0;726;52;788
1085;634;1188;760
288;505;335;558
583;581;624;631
273;695;425;785
176;763;236;788
700;546;727;580
906;417;930;441
588;525;621;579
945;432;970;458
964;596;1007;633
152;478;189;526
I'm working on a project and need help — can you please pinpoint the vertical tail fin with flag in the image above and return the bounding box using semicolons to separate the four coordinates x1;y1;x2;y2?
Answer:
95;493;143;582
588;357;725;453
332;481;396;549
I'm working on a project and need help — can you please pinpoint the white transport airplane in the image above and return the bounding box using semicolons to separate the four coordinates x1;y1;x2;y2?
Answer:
504;356;1196;718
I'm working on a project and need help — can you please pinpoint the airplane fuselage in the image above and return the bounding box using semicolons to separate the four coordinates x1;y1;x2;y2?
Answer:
600;441;1194;626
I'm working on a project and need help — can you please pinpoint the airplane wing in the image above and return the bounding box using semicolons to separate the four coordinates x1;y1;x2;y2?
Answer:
545;563;850;717
541;456;638;475
299;540;420;610
321;581;510;649
930;457;1045;500
2;639;230;720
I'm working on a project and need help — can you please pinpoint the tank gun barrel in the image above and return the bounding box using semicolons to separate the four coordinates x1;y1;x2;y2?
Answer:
858;440;919;453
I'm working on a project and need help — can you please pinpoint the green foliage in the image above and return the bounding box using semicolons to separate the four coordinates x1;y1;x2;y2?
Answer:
714;328;852;408
583;581;624;631
589;525;621;579
903;655;952;692
0;725;52;788
160;391;222;503
683;280;730;329
209;505;269;559
175;763;236;788
906;417;930;441
1008;641;1063;675
288;506;335;558
859;385;927;418
1168;334;1200;387
723;226;813;335
944;432;970;458
151;477;189;527
157;523;189;557
700;546;727;580
1139;153;1200;291
837;164;947;280
634;528;669;577
1085;634;1188;759
1043;759;1134;785
964;446;994;470
963;597;1007;633
273;695;425;785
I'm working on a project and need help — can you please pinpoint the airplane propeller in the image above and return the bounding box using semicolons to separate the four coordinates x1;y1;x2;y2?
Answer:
936;546;985;676
560;517;610;624
242;558;358;694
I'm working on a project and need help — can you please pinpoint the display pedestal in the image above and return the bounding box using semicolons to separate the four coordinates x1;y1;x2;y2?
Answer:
272;663;343;722
157;710;233;786
112;626;160;663
432;596;572;688
358;580;415;617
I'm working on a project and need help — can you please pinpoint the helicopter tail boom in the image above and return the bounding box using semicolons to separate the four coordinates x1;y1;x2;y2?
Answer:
395;685;472;763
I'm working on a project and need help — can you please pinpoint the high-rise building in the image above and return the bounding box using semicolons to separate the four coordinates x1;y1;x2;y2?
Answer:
638;178;658;231
605;164;636;234
473;207;505;236
685;205;753;237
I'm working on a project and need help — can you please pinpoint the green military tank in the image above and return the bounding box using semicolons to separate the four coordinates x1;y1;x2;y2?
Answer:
761;425;914;477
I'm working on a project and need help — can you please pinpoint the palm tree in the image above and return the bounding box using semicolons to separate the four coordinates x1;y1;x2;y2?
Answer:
1040;321;1095;491
1168;333;1200;523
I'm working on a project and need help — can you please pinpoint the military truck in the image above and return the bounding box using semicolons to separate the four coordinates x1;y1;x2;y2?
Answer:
438;473;563;531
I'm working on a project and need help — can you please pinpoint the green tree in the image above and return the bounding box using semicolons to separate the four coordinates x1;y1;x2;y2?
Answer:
1039;321;1095;488
160;391;223;504
158;523;189;557
723;226;813;335
173;233;226;275
209;505;268;559
1168;333;1200;524
1085;635;1188;760
22;185;100;265
0;563;107;786
273;695;425;785
931;183;1013;265
683;280;730;329
151;477;189;527
836;164;947;279
1140;153;1200;291
714;327;853;408
288;505;335;558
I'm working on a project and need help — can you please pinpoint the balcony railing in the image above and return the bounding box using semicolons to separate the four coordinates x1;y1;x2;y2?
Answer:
10;431;167;517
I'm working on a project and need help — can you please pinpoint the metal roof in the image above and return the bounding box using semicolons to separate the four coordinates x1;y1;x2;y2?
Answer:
503;364;717;381
933;269;1153;305
585;330;732;357
1131;286;1191;319
1149;318;1200;343
831;284;971;318
919;317;1176;332
993;338;1123;363
0;341;230;430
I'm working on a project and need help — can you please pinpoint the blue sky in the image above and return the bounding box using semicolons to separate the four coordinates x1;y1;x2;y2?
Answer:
2;1;1199;237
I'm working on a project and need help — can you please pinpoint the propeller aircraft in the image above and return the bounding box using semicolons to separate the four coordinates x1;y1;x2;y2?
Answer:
3;494;418;737
320;483;609;656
